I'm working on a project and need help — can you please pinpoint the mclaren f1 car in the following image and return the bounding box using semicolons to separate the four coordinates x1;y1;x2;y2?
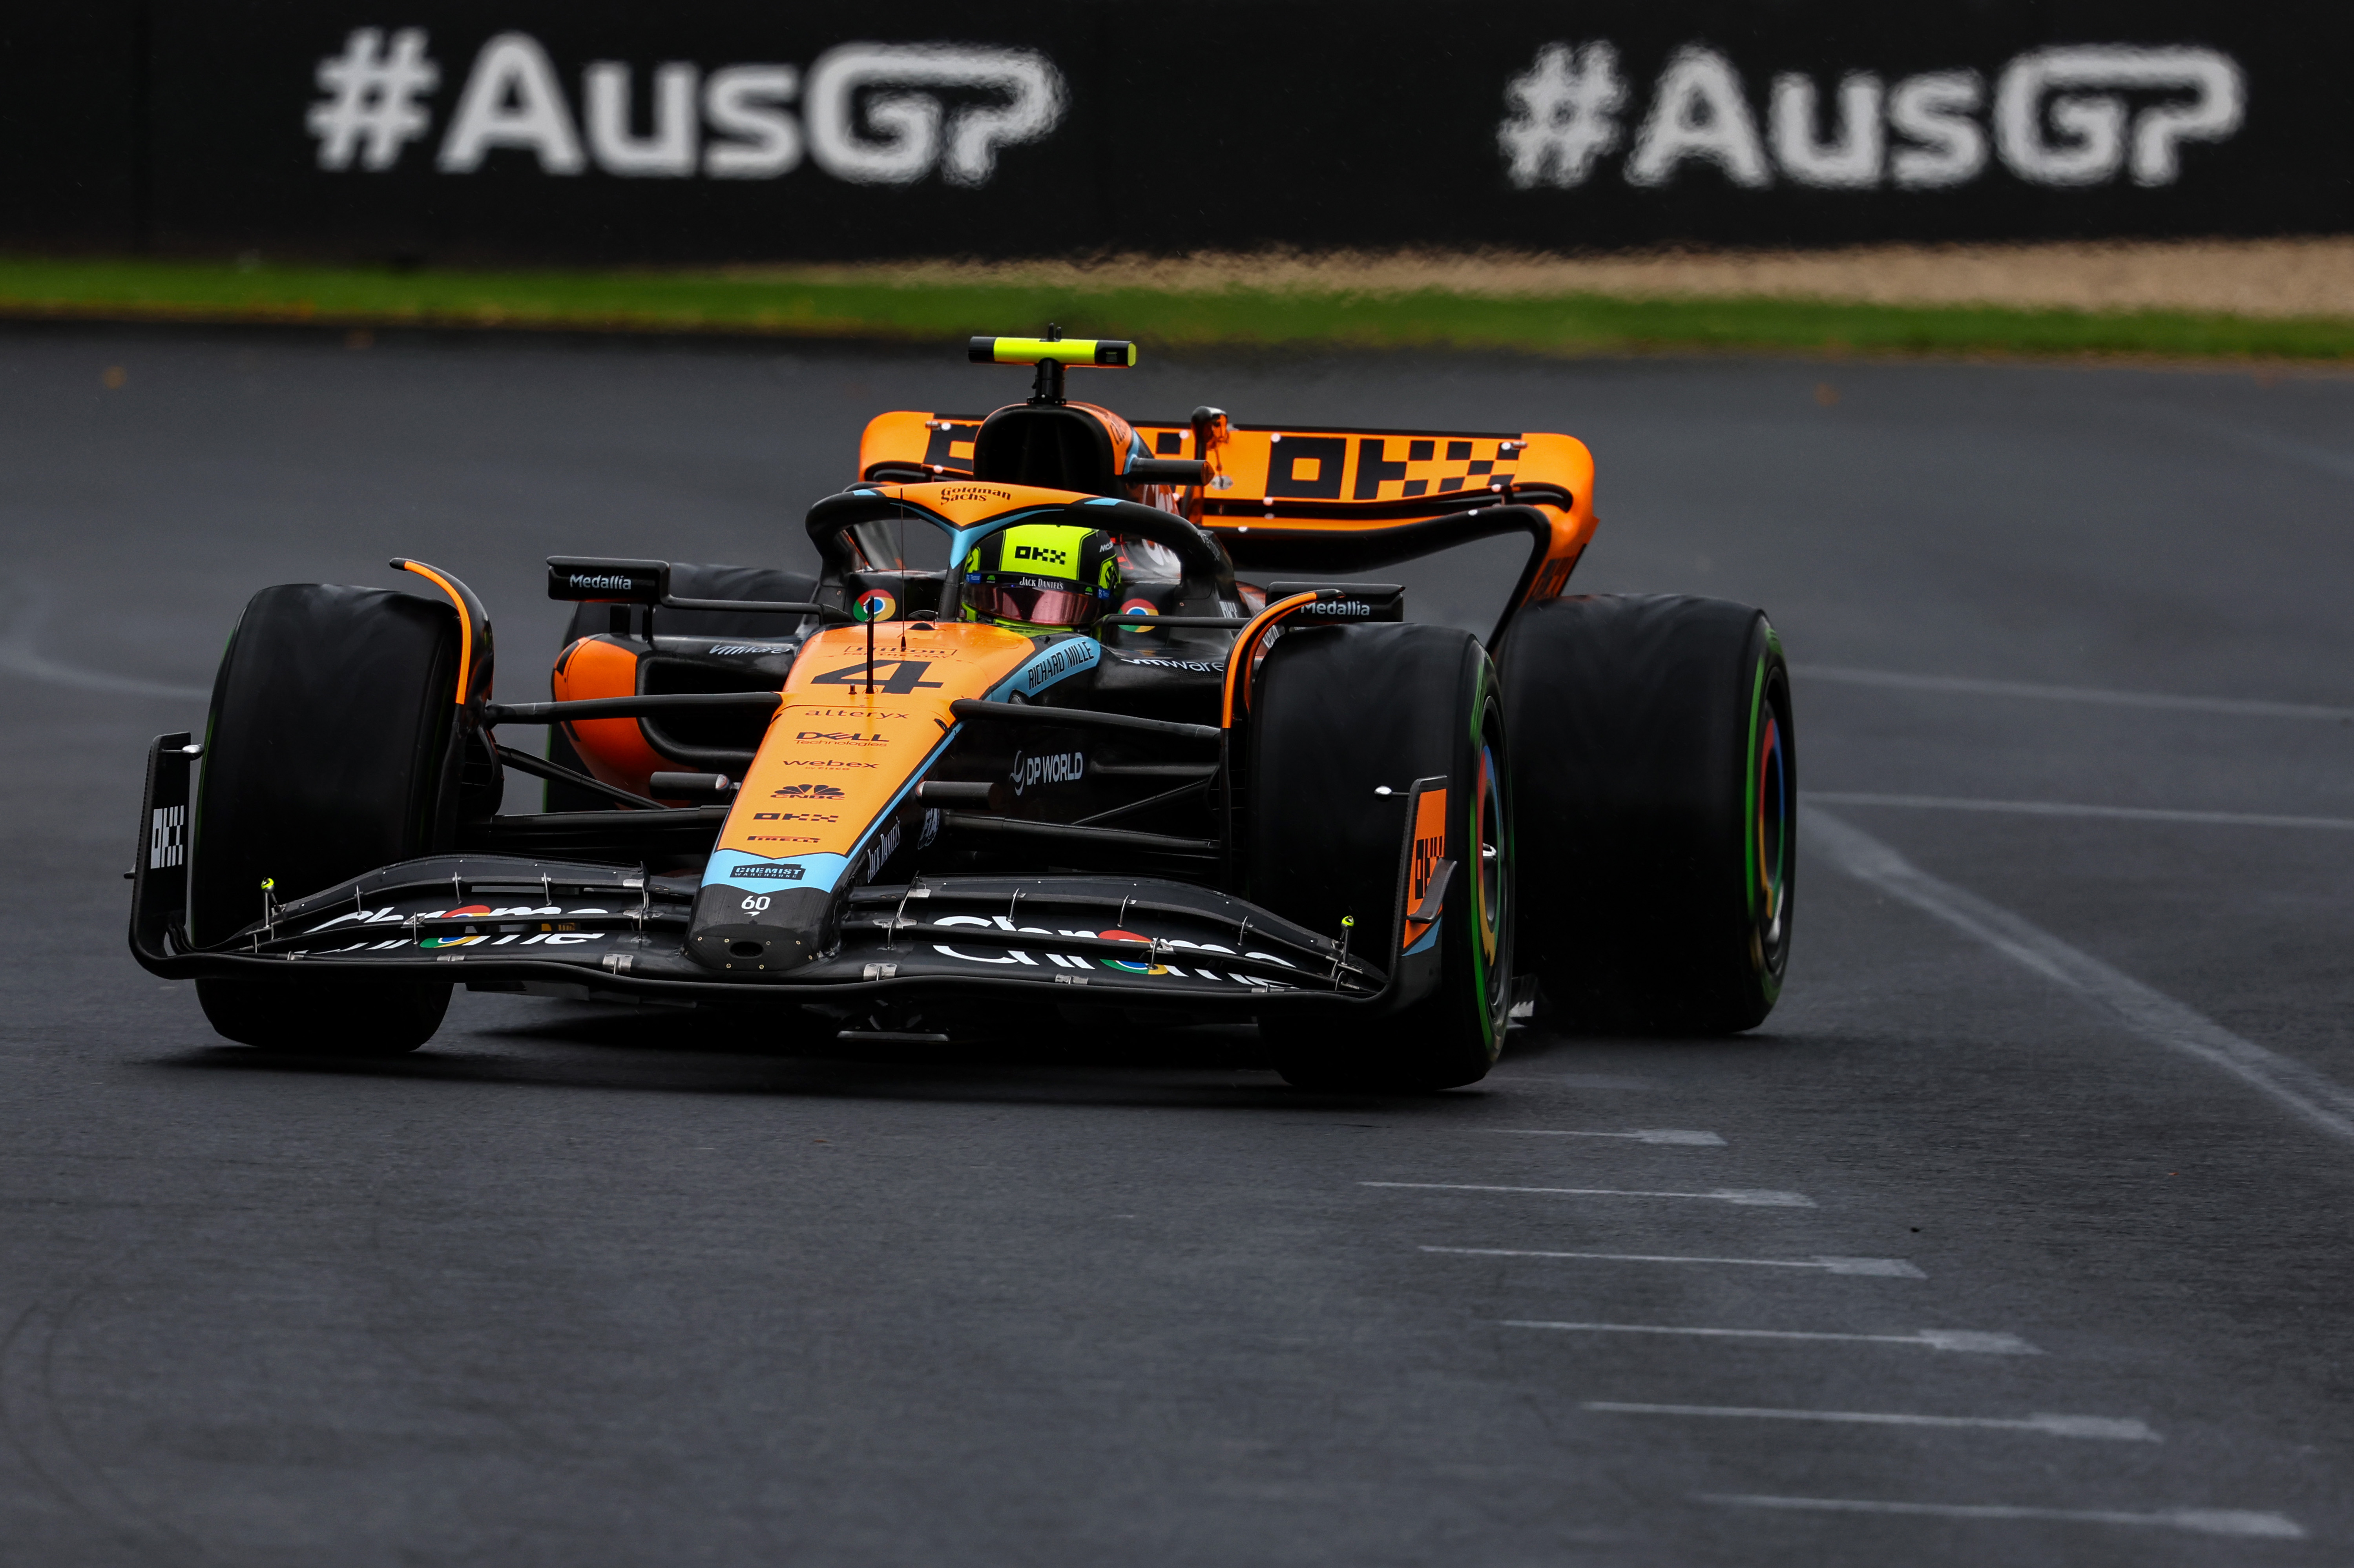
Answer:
129;334;1794;1089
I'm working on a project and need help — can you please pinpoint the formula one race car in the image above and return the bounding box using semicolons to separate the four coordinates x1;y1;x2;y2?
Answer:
129;335;1792;1089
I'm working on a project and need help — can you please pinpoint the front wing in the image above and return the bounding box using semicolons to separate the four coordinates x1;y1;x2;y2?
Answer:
129;735;1435;1022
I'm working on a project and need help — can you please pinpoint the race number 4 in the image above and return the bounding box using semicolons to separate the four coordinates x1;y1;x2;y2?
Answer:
812;658;945;695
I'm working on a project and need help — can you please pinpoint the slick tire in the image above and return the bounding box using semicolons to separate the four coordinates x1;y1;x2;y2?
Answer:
1496;594;1793;1034
195;977;452;1056
1247;624;1512;1091
189;582;462;1052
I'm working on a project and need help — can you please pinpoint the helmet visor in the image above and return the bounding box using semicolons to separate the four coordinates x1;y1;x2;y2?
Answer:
963;577;1106;629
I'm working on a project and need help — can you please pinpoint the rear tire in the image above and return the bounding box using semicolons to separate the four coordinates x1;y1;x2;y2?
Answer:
1497;594;1792;1034
189;583;463;1052
1247;624;1513;1090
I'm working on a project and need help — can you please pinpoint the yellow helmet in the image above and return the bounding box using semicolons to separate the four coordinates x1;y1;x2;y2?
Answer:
959;523;1121;632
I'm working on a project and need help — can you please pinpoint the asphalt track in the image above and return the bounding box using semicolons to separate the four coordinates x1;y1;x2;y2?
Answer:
3;325;2352;1566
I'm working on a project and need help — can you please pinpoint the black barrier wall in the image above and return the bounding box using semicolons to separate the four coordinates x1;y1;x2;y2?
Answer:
7;2;2347;262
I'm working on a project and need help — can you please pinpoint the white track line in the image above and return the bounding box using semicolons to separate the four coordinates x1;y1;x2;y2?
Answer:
1423;1247;1922;1277
1697;1494;2302;1538
1793;663;2354;722
1810;809;2354;1145
0;637;210;700
1484;1128;1725;1145
1586;1403;2156;1440
1503;1322;2038;1354
0;597;211;702
1364;1182;1810;1207
1809;790;2354;833
1509;1073;1661;1089
2155;405;2354;488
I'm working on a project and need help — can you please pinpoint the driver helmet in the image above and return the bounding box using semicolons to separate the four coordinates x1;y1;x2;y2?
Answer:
959;523;1120;634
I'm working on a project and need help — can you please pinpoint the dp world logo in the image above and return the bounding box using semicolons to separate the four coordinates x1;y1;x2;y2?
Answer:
308;29;1066;187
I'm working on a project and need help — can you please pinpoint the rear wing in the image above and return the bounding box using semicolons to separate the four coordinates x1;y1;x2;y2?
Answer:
858;412;1598;632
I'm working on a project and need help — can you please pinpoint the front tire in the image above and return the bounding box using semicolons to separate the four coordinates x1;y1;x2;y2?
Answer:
1497;594;1793;1034
1247;624;1513;1090
189;582;464;1052
196;977;451;1055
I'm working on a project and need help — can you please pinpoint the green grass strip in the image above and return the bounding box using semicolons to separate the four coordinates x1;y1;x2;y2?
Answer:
4;254;2350;361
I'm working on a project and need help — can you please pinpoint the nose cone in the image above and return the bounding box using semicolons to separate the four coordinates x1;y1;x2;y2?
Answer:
686;884;836;972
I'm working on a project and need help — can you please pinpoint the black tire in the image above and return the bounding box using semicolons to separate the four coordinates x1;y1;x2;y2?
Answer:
1497;594;1793;1034
189;582;461;1052
1247;624;1513;1090
196;977;452;1056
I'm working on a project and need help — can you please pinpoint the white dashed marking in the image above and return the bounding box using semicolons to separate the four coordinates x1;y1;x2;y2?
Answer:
1423;1247;1922;1277
1486;1073;1661;1090
1793;663;2354;724
1364;1182;1810;1207
1503;1322;2039;1354
1697;1495;2301;1538
1810;790;2354;833
1485;1128;1725;1145
1586;1403;2155;1440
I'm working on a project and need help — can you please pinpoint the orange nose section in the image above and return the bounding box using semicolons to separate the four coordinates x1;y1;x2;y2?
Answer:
686;621;1040;971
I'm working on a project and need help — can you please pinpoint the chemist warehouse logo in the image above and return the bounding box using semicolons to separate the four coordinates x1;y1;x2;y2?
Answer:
306;27;1066;185
1496;42;2244;192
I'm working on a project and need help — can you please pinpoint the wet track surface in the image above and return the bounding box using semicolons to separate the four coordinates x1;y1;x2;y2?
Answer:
3;326;2351;1565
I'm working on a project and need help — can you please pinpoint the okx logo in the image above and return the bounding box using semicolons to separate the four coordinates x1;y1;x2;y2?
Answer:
308;29;1067;186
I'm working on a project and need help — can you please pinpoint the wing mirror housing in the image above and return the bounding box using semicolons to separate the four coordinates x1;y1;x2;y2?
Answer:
547;557;668;604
